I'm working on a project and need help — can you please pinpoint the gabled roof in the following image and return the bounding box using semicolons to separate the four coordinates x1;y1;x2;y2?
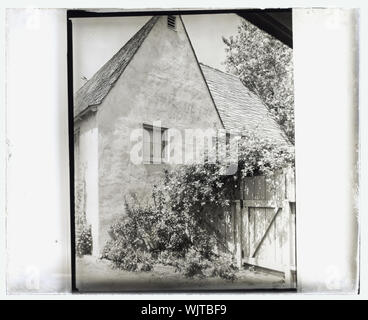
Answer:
200;63;289;146
74;16;159;117
74;16;289;147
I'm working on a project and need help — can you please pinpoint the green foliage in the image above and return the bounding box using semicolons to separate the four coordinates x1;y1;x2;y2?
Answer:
238;130;295;178
102;136;293;278
75;177;92;257
223;19;294;143
75;176;86;226
76;224;92;257
102;240;153;272
102;162;233;276
211;254;238;282
153;162;233;257
178;249;211;278
101;202;157;272
157;250;179;266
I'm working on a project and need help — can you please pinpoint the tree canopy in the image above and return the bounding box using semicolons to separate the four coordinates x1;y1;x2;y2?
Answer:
223;19;295;144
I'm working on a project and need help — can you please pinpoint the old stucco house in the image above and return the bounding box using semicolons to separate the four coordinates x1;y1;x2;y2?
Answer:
74;15;288;256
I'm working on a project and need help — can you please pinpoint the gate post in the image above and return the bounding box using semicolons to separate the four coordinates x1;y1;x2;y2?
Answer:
285;168;296;287
234;200;242;269
283;199;294;287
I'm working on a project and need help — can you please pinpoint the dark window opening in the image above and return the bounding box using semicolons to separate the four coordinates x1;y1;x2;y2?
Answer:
143;124;168;164
167;15;176;30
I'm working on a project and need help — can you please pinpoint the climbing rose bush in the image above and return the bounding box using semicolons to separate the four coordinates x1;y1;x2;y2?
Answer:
102;131;294;279
102;162;235;277
238;130;295;178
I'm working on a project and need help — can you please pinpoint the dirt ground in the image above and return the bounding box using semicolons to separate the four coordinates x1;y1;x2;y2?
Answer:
76;255;286;292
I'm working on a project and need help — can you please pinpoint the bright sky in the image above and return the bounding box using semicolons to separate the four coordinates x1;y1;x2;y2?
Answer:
72;14;243;92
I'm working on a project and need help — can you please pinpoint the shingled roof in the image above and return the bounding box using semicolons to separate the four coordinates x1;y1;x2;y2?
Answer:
74;16;159;117
200;63;289;146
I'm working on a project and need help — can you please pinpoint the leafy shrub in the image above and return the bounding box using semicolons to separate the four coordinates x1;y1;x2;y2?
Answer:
102;240;153;272
150;162;232;259
102;239;135;270
183;261;205;278
138;251;154;272
76;224;92;257
139;260;153;272
157;250;180;266
238;130;294;178
103;163;229;271
211;255;238;281
178;249;211;278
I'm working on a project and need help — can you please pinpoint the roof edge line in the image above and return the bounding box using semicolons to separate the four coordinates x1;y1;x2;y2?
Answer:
201;62;293;146
199;62;240;80
179;15;225;130
74;16;159;118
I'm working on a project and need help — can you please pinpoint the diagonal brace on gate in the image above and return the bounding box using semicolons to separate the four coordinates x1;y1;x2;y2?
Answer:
251;207;282;258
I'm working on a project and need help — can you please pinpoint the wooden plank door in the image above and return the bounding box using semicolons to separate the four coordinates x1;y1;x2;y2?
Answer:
238;169;296;286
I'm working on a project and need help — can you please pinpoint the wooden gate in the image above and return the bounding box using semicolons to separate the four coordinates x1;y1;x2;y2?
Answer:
224;168;296;286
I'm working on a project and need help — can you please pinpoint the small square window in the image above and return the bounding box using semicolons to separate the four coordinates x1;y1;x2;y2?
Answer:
143;124;168;164
167;15;176;30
